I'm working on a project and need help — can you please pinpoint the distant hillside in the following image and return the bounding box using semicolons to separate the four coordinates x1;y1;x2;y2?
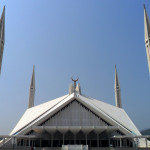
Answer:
141;129;150;135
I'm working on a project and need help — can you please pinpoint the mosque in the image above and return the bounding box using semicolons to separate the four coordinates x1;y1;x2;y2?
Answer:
0;4;150;150
1;68;150;149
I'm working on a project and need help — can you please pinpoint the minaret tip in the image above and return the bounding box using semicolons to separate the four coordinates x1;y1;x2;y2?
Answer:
28;66;35;108
1;5;5;19
0;5;5;74
69;83;74;95
144;4;150;75
71;77;79;89
33;65;35;71
114;65;122;108
76;83;81;95
69;77;81;94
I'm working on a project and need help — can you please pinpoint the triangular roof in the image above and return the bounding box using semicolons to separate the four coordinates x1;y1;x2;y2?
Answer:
10;94;69;135
78;94;140;135
10;93;141;136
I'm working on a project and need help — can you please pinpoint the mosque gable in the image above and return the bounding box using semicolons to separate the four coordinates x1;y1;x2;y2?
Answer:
39;100;111;127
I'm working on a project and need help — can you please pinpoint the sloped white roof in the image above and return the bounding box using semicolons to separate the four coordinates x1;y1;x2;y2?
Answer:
10;95;69;135
78;94;141;135
10;92;141;136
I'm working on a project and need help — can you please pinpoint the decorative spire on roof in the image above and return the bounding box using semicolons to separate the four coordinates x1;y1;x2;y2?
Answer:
76;83;81;94
71;77;79;89
115;65;122;108
0;6;5;74
69;77;81;94
69;83;74;95
144;5;150;75
28;65;35;108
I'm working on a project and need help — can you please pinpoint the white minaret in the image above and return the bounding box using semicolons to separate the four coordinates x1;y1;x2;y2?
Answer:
69;78;81;94
76;83;81;94
0;6;5;73
69;83;74;95
28;66;35;108
115;65;122;108
144;5;150;75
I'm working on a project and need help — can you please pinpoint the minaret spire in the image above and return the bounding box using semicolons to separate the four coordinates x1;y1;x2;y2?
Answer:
0;6;5;74
28;65;35;108
76;83;81;94
115;65;122;108
71;77;79;89
69;77;81;94
144;5;150;75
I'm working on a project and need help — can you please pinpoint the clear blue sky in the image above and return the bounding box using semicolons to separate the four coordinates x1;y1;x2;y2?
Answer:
0;0;150;134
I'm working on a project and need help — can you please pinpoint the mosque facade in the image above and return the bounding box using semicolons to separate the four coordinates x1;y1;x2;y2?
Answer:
0;4;150;150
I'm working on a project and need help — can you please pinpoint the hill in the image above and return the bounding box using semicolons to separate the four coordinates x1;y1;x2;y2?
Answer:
141;129;150;135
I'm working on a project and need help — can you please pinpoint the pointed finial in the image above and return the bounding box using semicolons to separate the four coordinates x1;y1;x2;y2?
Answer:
115;65;122;108
76;83;81;94
71;77;79;89
28;65;35;108
1;6;5;18
115;65;119;87
69;83;74;95
33;65;35;72
144;4;150;75
0;6;5;74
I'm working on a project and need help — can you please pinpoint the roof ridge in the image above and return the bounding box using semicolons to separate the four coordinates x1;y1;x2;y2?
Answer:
79;94;140;135
28;94;69;110
11;94;69;135
81;94;120;109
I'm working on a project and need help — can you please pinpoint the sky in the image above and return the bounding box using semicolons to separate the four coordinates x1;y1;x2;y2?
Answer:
0;0;150;134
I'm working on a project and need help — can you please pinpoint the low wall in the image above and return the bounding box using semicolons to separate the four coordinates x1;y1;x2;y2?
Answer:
0;147;150;150
0;147;62;150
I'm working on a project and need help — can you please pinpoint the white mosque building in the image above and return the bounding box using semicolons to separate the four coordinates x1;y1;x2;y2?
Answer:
0;65;149;150
0;4;150;150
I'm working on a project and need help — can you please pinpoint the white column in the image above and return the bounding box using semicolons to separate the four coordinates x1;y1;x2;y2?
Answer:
132;138;135;148
3;138;5;146
16;138;17;147
145;138;148;148
85;134;87;145
120;138;122;147
29;138;30;147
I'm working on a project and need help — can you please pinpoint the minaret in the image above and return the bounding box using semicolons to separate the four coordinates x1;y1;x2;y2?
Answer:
28;66;35;108
0;6;5;73
144;5;150;75
69;78;81;94
115;65;122;108
76;83;81;94
69;83;74;95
